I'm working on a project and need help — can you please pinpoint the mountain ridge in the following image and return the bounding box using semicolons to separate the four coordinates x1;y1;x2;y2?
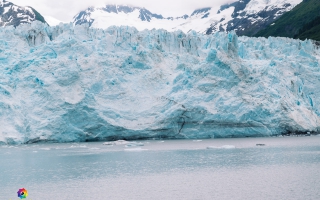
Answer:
0;0;47;27
0;0;306;39
73;0;302;36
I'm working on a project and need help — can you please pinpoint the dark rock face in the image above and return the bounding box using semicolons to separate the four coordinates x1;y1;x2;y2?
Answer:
191;7;211;16
139;8;164;21
0;0;46;27
73;10;95;26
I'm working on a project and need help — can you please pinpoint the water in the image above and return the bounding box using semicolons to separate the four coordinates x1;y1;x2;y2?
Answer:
1;136;320;200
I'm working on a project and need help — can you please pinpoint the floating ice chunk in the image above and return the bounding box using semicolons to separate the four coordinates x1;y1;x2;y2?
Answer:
39;148;50;150
103;140;130;145
90;147;100;150
33;151;38;153
193;140;202;142
102;142;114;145
125;142;144;147
69;144;87;148
124;148;148;151
114;140;130;145
207;145;236;149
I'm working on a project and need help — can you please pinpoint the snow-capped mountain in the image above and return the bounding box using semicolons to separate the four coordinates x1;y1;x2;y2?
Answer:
73;0;302;36
73;5;183;31
0;0;47;27
218;0;303;36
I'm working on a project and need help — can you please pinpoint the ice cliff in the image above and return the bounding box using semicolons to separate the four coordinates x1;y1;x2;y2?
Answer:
0;21;320;144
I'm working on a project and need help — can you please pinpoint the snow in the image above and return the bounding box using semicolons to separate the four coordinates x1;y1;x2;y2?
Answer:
77;5;233;34
243;0;302;14
0;21;320;144
44;16;63;26
3;4;11;14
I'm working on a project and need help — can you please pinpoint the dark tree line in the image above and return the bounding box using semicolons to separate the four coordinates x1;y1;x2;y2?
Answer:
294;15;320;39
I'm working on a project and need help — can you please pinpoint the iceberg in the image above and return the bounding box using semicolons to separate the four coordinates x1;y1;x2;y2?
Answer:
0;21;320;144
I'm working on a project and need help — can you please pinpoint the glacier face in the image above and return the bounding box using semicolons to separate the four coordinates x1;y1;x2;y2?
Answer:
0;21;320;144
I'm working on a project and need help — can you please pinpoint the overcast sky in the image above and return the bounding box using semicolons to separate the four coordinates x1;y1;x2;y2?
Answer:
9;0;235;22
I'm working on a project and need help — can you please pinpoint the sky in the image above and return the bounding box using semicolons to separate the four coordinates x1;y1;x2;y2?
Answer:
9;0;235;22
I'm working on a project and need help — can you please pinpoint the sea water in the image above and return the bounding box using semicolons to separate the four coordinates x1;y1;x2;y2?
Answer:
1;136;320;200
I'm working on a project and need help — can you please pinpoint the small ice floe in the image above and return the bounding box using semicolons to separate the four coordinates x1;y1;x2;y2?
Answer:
207;145;236;149
256;144;266;146
33;151;38;153
125;142;144;147
193;140;202;142
103;140;133;146
158;141;165;143
103;140;146;147
69;144;87;148
113;140;129;145
124;147;148;152
39;148;51;150
90;148;100;150
102;142;114;146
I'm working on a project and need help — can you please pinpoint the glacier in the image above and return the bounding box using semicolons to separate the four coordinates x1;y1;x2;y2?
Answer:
0;21;320;144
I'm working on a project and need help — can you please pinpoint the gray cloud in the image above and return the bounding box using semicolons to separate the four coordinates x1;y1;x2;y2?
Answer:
9;0;235;22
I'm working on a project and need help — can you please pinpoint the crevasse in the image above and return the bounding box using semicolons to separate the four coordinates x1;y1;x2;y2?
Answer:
0;21;319;144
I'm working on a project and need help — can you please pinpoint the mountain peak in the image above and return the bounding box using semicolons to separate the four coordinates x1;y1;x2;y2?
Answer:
73;3;165;27
0;0;47;27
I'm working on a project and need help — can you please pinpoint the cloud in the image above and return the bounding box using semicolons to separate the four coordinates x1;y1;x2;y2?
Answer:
9;0;236;22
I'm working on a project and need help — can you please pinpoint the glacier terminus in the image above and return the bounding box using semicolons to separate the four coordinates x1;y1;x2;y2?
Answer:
0;22;320;144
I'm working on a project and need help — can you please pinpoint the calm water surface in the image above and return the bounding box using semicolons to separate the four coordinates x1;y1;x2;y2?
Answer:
1;136;320;200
